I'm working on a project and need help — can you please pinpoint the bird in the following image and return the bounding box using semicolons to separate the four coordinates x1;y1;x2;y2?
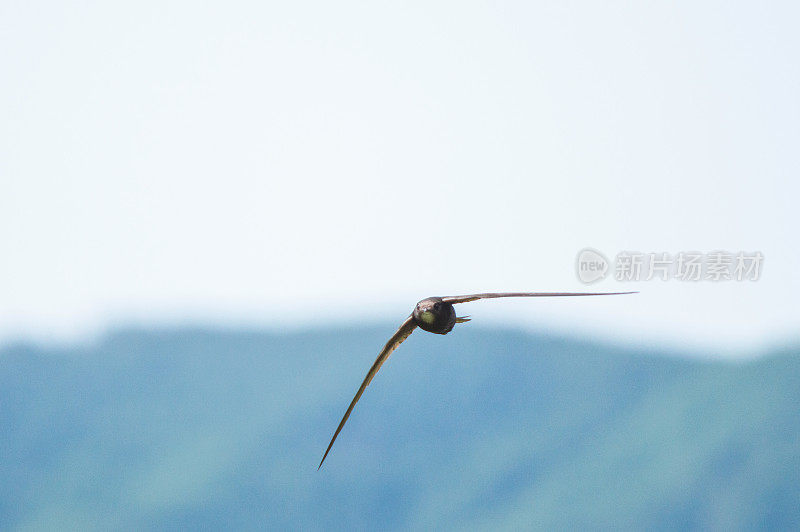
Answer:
318;291;637;469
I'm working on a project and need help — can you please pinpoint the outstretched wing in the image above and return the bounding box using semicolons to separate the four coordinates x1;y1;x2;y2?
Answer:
442;291;637;304
318;315;418;469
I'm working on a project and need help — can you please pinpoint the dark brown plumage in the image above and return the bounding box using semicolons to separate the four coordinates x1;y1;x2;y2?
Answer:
318;291;636;469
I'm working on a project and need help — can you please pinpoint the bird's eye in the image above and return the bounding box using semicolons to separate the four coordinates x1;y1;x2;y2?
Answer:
434;302;440;310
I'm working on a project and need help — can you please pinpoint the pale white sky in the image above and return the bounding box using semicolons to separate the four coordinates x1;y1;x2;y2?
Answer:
1;1;798;355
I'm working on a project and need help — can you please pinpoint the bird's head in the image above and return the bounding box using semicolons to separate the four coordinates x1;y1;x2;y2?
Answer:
412;297;456;334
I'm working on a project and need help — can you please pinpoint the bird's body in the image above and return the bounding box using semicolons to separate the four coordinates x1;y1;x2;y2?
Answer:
318;290;636;468
412;297;457;334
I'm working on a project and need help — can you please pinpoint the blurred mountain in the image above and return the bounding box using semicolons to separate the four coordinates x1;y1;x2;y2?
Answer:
1;326;798;530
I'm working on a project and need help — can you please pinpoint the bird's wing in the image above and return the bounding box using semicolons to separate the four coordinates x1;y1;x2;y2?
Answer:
319;315;418;469
442;291;637;304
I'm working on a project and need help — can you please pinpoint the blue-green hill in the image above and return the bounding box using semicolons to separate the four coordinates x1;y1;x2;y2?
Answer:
1;326;798;530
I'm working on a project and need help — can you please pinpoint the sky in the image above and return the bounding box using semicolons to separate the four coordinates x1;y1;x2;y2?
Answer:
1;1;798;355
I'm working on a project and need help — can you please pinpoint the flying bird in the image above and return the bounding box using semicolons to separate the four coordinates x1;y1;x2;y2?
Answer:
318;291;636;468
